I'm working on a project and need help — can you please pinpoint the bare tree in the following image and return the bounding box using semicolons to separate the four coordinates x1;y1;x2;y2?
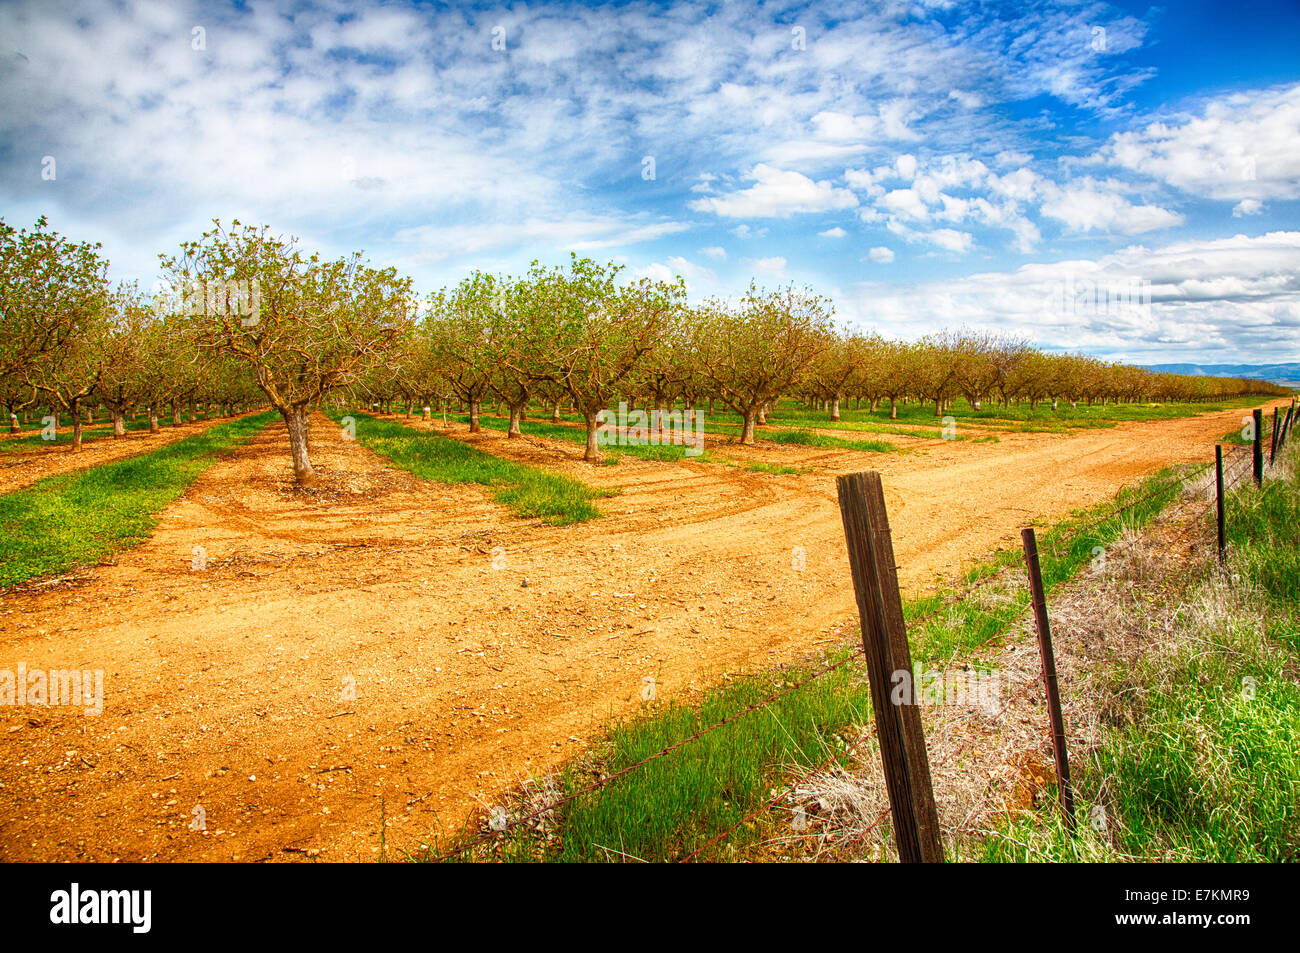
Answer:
695;284;833;444
162;221;412;485
531;256;684;462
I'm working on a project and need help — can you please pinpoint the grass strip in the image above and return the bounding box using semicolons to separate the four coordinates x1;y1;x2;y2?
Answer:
0;411;276;588
982;447;1300;862
444;412;711;464
336;412;616;525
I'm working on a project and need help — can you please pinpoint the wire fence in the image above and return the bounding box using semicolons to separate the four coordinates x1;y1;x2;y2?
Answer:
433;404;1294;864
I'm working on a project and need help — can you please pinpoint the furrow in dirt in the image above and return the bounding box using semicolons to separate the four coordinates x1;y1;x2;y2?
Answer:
0;400;1286;862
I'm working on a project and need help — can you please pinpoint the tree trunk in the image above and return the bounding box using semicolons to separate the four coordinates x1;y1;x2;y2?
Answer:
583;411;602;463
469;399;482;433
149;408;160;433
71;397;83;451
8;413;18;434
172;402;183;425
757;404;767;425
111;409;126;437
284;407;315;486
740;409;757;445
551;400;562;424
890;398;898;420
830;397;841;422
508;400;526;438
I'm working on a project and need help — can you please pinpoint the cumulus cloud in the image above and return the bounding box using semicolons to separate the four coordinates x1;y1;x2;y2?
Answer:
1092;83;1300;203
1038;178;1184;235
819;227;847;238
688;164;858;218
866;246;895;263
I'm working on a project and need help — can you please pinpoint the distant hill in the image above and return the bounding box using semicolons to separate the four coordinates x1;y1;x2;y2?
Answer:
1144;363;1300;388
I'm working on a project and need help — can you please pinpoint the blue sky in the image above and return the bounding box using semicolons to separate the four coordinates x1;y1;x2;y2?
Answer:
1;0;1298;362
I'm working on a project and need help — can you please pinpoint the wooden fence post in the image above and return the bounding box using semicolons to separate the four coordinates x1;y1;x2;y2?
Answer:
837;471;943;863
1215;445;1226;565
1020;527;1076;831
1253;408;1264;486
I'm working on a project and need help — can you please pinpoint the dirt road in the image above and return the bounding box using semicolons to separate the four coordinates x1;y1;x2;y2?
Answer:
0;401;1283;861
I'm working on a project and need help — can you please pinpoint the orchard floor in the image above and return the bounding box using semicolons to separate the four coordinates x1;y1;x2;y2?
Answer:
0;400;1285;861
0;414;251;495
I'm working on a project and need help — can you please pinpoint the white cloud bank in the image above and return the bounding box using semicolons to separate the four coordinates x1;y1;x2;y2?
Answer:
843;232;1300;363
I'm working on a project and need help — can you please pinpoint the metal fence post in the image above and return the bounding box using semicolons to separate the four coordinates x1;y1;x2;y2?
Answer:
1020;527;1076;832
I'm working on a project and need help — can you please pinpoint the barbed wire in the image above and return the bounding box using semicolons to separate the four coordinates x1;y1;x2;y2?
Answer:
435;427;1288;863
427;645;869;862
680;737;855;862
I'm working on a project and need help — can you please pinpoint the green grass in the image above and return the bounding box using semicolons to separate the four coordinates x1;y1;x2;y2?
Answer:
333;412;616;525
530;394;1271;447
445;412;712;464
757;427;896;453
741;395;1272;430
902;467;1191;662
738;460;807;475
481;408;898;456
0;416;162;449
422;463;1193;863
982;446;1300;862
0;411;276;588
424;644;871;863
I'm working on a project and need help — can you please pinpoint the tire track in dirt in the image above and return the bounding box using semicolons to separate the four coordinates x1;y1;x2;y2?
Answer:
0;400;1287;861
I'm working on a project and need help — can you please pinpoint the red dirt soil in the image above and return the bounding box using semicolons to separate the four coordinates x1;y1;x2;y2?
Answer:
0;400;1286;861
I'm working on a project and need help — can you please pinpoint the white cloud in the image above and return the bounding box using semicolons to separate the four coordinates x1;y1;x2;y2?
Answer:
748;256;788;278
842;231;1300;362
887;220;974;255
928;228;974;253
1092;83;1300;202
633;255;718;292
1233;199;1265;218
700;245;727;260
866;246;895;263
1039;179;1184;235
818;227;847;238
688;164;858;218
881;188;929;221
